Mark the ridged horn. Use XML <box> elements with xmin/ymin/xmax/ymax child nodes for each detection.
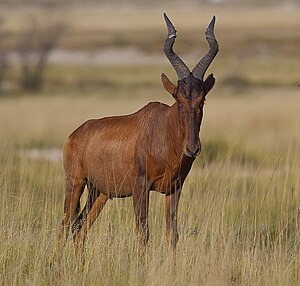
<box><xmin>163</xmin><ymin>13</ymin><xmax>190</xmax><ymax>80</ymax></box>
<box><xmin>192</xmin><ymin>16</ymin><xmax>219</xmax><ymax>80</ymax></box>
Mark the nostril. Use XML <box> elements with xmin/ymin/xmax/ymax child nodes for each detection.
<box><xmin>186</xmin><ymin>146</ymin><xmax>192</xmax><ymax>154</ymax></box>
<box><xmin>185</xmin><ymin>146</ymin><xmax>201</xmax><ymax>157</ymax></box>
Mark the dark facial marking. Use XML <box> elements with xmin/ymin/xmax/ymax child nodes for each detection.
<box><xmin>174</xmin><ymin>75</ymin><xmax>206</xmax><ymax>157</ymax></box>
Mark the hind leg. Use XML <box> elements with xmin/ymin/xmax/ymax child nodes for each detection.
<box><xmin>58</xmin><ymin>176</ymin><xmax>85</xmax><ymax>243</ymax></box>
<box><xmin>71</xmin><ymin>183</ymin><xmax>100</xmax><ymax>238</ymax></box>
<box><xmin>74</xmin><ymin>192</ymin><xmax>108</xmax><ymax>257</ymax></box>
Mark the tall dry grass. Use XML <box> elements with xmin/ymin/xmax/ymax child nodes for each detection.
<box><xmin>0</xmin><ymin>89</ymin><xmax>299</xmax><ymax>285</ymax></box>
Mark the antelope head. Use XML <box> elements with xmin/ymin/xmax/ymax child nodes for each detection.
<box><xmin>161</xmin><ymin>13</ymin><xmax>219</xmax><ymax>158</ymax></box>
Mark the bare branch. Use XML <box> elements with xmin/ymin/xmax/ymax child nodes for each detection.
<box><xmin>17</xmin><ymin>20</ymin><xmax>65</xmax><ymax>91</ymax></box>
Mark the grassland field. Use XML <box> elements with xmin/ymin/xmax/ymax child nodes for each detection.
<box><xmin>0</xmin><ymin>3</ymin><xmax>300</xmax><ymax>286</ymax></box>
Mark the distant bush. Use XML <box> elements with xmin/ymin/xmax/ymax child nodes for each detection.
<box><xmin>17</xmin><ymin>21</ymin><xmax>65</xmax><ymax>92</ymax></box>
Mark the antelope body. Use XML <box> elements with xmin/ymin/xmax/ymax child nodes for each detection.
<box><xmin>59</xmin><ymin>14</ymin><xmax>219</xmax><ymax>254</ymax></box>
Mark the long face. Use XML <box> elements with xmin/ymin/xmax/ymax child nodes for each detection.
<box><xmin>176</xmin><ymin>76</ymin><xmax>205</xmax><ymax>157</ymax></box>
<box><xmin>162</xmin><ymin>73</ymin><xmax>215</xmax><ymax>158</ymax></box>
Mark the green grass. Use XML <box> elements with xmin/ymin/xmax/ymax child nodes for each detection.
<box><xmin>3</xmin><ymin>53</ymin><xmax>300</xmax><ymax>97</ymax></box>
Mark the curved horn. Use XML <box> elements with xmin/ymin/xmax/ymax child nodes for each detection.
<box><xmin>163</xmin><ymin>13</ymin><xmax>190</xmax><ymax>80</ymax></box>
<box><xmin>192</xmin><ymin>16</ymin><xmax>219</xmax><ymax>80</ymax></box>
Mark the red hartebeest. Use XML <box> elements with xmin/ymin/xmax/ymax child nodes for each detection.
<box><xmin>59</xmin><ymin>14</ymin><xmax>219</xmax><ymax>255</ymax></box>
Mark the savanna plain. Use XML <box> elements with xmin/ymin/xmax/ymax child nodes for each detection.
<box><xmin>0</xmin><ymin>3</ymin><xmax>300</xmax><ymax>285</ymax></box>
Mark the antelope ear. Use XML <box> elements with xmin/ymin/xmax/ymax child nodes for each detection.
<box><xmin>161</xmin><ymin>73</ymin><xmax>177</xmax><ymax>95</ymax></box>
<box><xmin>204</xmin><ymin>73</ymin><xmax>215</xmax><ymax>95</ymax></box>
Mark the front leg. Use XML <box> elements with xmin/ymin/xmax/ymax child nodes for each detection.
<box><xmin>132</xmin><ymin>187</ymin><xmax>150</xmax><ymax>248</ymax></box>
<box><xmin>165</xmin><ymin>188</ymin><xmax>181</xmax><ymax>251</ymax></box>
